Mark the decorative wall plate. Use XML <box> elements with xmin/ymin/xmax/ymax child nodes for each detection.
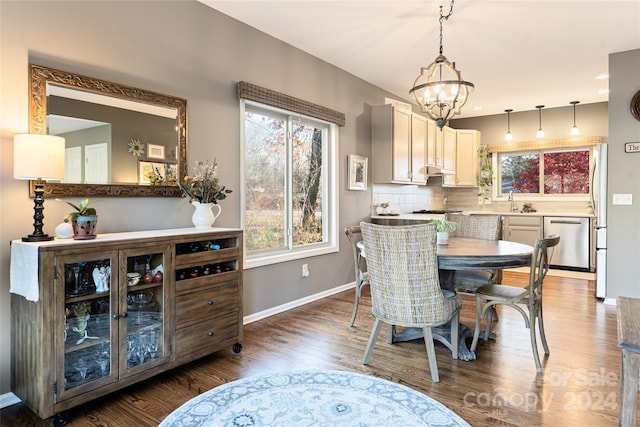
<box><xmin>631</xmin><ymin>89</ymin><xmax>640</xmax><ymax>121</ymax></box>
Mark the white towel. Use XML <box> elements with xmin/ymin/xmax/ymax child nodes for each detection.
<box><xmin>10</xmin><ymin>242</ymin><xmax>40</xmax><ymax>302</ymax></box>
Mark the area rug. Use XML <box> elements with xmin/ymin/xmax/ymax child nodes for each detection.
<box><xmin>159</xmin><ymin>370</ymin><xmax>470</xmax><ymax>427</ymax></box>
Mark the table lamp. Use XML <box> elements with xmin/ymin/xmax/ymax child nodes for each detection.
<box><xmin>14</xmin><ymin>134</ymin><xmax>65</xmax><ymax>241</ymax></box>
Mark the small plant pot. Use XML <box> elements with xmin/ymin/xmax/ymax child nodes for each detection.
<box><xmin>436</xmin><ymin>231</ymin><xmax>449</xmax><ymax>245</ymax></box>
<box><xmin>72</xmin><ymin>215</ymin><xmax>98</xmax><ymax>240</ymax></box>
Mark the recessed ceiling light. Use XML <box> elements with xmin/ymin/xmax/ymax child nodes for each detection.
<box><xmin>596</xmin><ymin>74</ymin><xmax>609</xmax><ymax>80</ymax></box>
<box><xmin>473</xmin><ymin>106</ymin><xmax>482</xmax><ymax>111</ymax></box>
<box><xmin>598</xmin><ymin>89</ymin><xmax>610</xmax><ymax>95</ymax></box>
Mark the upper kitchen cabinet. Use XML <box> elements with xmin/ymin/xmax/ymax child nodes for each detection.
<box><xmin>443</xmin><ymin>129</ymin><xmax>480</xmax><ymax>187</ymax></box>
<box><xmin>426</xmin><ymin>120</ymin><xmax>444</xmax><ymax>169</ymax></box>
<box><xmin>371</xmin><ymin>104</ymin><xmax>428</xmax><ymax>184</ymax></box>
<box><xmin>441</xmin><ymin>126</ymin><xmax>457</xmax><ymax>174</ymax></box>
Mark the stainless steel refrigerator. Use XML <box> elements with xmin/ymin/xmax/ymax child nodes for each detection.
<box><xmin>591</xmin><ymin>144</ymin><xmax>608</xmax><ymax>298</ymax></box>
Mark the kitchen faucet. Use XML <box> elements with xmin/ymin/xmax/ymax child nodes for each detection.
<box><xmin>508</xmin><ymin>191</ymin><xmax>518</xmax><ymax>212</ymax></box>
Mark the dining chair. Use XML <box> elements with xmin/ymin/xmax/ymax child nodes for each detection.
<box><xmin>344</xmin><ymin>225</ymin><xmax>370</xmax><ymax>327</ymax></box>
<box><xmin>470</xmin><ymin>234</ymin><xmax>560</xmax><ymax>372</ymax></box>
<box><xmin>446</xmin><ymin>213</ymin><xmax>503</xmax><ymax>293</ymax></box>
<box><xmin>360</xmin><ymin>222</ymin><xmax>462</xmax><ymax>382</ymax></box>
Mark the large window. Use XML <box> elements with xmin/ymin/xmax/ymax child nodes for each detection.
<box><xmin>242</xmin><ymin>101</ymin><xmax>338</xmax><ymax>268</ymax></box>
<box><xmin>497</xmin><ymin>148</ymin><xmax>591</xmax><ymax>197</ymax></box>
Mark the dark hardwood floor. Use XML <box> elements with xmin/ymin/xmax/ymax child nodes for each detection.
<box><xmin>1</xmin><ymin>271</ymin><xmax>627</xmax><ymax>426</ymax></box>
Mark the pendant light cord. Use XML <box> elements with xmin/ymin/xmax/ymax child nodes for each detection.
<box><xmin>439</xmin><ymin>0</ymin><xmax>456</xmax><ymax>55</ymax></box>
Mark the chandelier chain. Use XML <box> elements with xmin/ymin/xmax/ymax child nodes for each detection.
<box><xmin>439</xmin><ymin>0</ymin><xmax>455</xmax><ymax>55</ymax></box>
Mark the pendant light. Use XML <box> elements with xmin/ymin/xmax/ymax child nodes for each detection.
<box><xmin>504</xmin><ymin>109</ymin><xmax>513</xmax><ymax>141</ymax></box>
<box><xmin>409</xmin><ymin>0</ymin><xmax>474</xmax><ymax>129</ymax></box>
<box><xmin>535</xmin><ymin>105</ymin><xmax>545</xmax><ymax>139</ymax></box>
<box><xmin>570</xmin><ymin>101</ymin><xmax>580</xmax><ymax>136</ymax></box>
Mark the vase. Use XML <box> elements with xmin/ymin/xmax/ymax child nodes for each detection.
<box><xmin>191</xmin><ymin>201</ymin><xmax>222</xmax><ymax>229</ymax></box>
<box><xmin>437</xmin><ymin>231</ymin><xmax>449</xmax><ymax>245</ymax></box>
<box><xmin>72</xmin><ymin>215</ymin><xmax>98</xmax><ymax>240</ymax></box>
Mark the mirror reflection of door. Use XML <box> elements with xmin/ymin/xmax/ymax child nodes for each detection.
<box><xmin>85</xmin><ymin>143</ymin><xmax>109</xmax><ymax>184</ymax></box>
<box><xmin>64</xmin><ymin>146</ymin><xmax>82</xmax><ymax>183</ymax></box>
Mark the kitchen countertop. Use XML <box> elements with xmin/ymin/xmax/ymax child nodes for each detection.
<box><xmin>371</xmin><ymin>211</ymin><xmax>595</xmax><ymax>220</ymax></box>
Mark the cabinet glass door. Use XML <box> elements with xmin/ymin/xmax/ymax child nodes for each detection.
<box><xmin>56</xmin><ymin>251</ymin><xmax>118</xmax><ymax>401</ymax></box>
<box><xmin>120</xmin><ymin>245</ymin><xmax>171</xmax><ymax>378</ymax></box>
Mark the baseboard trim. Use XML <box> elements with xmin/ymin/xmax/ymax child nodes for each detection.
<box><xmin>243</xmin><ymin>282</ymin><xmax>355</xmax><ymax>325</ymax></box>
<box><xmin>603</xmin><ymin>297</ymin><xmax>617</xmax><ymax>306</ymax></box>
<box><xmin>0</xmin><ymin>392</ymin><xmax>21</xmax><ymax>409</ymax></box>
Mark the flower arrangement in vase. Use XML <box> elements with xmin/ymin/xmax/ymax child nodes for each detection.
<box><xmin>177</xmin><ymin>159</ymin><xmax>232</xmax><ymax>229</ymax></box>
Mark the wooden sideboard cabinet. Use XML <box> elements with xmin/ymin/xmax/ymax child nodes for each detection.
<box><xmin>10</xmin><ymin>228</ymin><xmax>243</xmax><ymax>424</ymax></box>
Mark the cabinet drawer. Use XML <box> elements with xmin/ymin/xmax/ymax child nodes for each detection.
<box><xmin>505</xmin><ymin>215</ymin><xmax>541</xmax><ymax>227</ymax></box>
<box><xmin>175</xmin><ymin>312</ymin><xmax>239</xmax><ymax>357</ymax></box>
<box><xmin>176</xmin><ymin>283</ymin><xmax>239</xmax><ymax>325</ymax></box>
<box><xmin>175</xmin><ymin>247</ymin><xmax>239</xmax><ymax>269</ymax></box>
<box><xmin>175</xmin><ymin>270</ymin><xmax>238</xmax><ymax>294</ymax></box>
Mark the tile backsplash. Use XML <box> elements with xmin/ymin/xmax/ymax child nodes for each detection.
<box><xmin>372</xmin><ymin>184</ymin><xmax>593</xmax><ymax>216</ymax></box>
<box><xmin>372</xmin><ymin>183</ymin><xmax>448</xmax><ymax>215</ymax></box>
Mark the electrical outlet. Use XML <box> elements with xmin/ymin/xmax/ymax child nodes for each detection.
<box><xmin>302</xmin><ymin>264</ymin><xmax>309</xmax><ymax>278</ymax></box>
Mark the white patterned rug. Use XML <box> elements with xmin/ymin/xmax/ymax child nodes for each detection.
<box><xmin>159</xmin><ymin>370</ymin><xmax>470</xmax><ymax>427</ymax></box>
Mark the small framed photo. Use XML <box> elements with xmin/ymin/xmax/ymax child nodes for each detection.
<box><xmin>138</xmin><ymin>161</ymin><xmax>166</xmax><ymax>185</ymax></box>
<box><xmin>147</xmin><ymin>143</ymin><xmax>165</xmax><ymax>160</ymax></box>
<box><xmin>348</xmin><ymin>154</ymin><xmax>368</xmax><ymax>191</ymax></box>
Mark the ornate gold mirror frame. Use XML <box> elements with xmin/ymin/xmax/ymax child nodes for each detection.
<box><xmin>29</xmin><ymin>64</ymin><xmax>187</xmax><ymax>197</ymax></box>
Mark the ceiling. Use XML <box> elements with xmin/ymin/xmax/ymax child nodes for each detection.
<box><xmin>200</xmin><ymin>0</ymin><xmax>640</xmax><ymax>119</ymax></box>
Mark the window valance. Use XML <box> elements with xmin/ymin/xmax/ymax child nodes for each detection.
<box><xmin>487</xmin><ymin>136</ymin><xmax>605</xmax><ymax>153</ymax></box>
<box><xmin>237</xmin><ymin>81</ymin><xmax>346</xmax><ymax>127</ymax></box>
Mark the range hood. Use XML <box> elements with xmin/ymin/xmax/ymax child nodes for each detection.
<box><xmin>426</xmin><ymin>166</ymin><xmax>444</xmax><ymax>176</ymax></box>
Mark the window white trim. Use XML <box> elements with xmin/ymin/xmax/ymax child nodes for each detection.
<box><xmin>493</xmin><ymin>146</ymin><xmax>593</xmax><ymax>202</ymax></box>
<box><xmin>240</xmin><ymin>99</ymin><xmax>339</xmax><ymax>270</ymax></box>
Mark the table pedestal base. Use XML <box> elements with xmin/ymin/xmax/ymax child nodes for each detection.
<box><xmin>389</xmin><ymin>323</ymin><xmax>477</xmax><ymax>361</ymax></box>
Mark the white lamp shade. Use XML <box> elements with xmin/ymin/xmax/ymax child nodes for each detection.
<box><xmin>14</xmin><ymin>134</ymin><xmax>66</xmax><ymax>180</ymax></box>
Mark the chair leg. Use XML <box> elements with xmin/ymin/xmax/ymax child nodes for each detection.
<box><xmin>450</xmin><ymin>312</ymin><xmax>459</xmax><ymax>360</ymax></box>
<box><xmin>471</xmin><ymin>295</ymin><xmax>483</xmax><ymax>352</ymax></box>
<box><xmin>537</xmin><ymin>303</ymin><xmax>550</xmax><ymax>355</ymax></box>
<box><xmin>422</xmin><ymin>327</ymin><xmax>440</xmax><ymax>382</ymax></box>
<box><xmin>362</xmin><ymin>318</ymin><xmax>383</xmax><ymax>365</ymax></box>
<box><xmin>529</xmin><ymin>310</ymin><xmax>543</xmax><ymax>373</ymax></box>
<box><xmin>349</xmin><ymin>280</ymin><xmax>362</xmax><ymax>327</ymax></box>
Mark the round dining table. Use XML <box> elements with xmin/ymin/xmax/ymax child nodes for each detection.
<box><xmin>357</xmin><ymin>236</ymin><xmax>534</xmax><ymax>361</ymax></box>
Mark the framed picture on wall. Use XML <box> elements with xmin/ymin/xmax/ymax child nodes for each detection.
<box><xmin>348</xmin><ymin>154</ymin><xmax>368</xmax><ymax>191</ymax></box>
<box><xmin>138</xmin><ymin>161</ymin><xmax>166</xmax><ymax>185</ymax></box>
<box><xmin>147</xmin><ymin>143</ymin><xmax>165</xmax><ymax>160</ymax></box>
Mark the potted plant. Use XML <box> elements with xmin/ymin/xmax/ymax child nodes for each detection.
<box><xmin>477</xmin><ymin>145</ymin><xmax>494</xmax><ymax>204</ymax></box>
<box><xmin>432</xmin><ymin>218</ymin><xmax>457</xmax><ymax>245</ymax></box>
<box><xmin>58</xmin><ymin>198</ymin><xmax>98</xmax><ymax>240</ymax></box>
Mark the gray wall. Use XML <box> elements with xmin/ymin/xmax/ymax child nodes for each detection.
<box><xmin>0</xmin><ymin>0</ymin><xmax>389</xmax><ymax>396</ymax></box>
<box><xmin>607</xmin><ymin>49</ymin><xmax>640</xmax><ymax>299</ymax></box>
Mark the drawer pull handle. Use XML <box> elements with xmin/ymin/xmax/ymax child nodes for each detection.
<box><xmin>121</xmin><ymin>312</ymin><xmax>128</xmax><ymax>318</ymax></box>
<box><xmin>207</xmin><ymin>331</ymin><xmax>214</xmax><ymax>337</ymax></box>
<box><xmin>207</xmin><ymin>300</ymin><xmax>213</xmax><ymax>305</ymax></box>
<box><xmin>113</xmin><ymin>314</ymin><xmax>120</xmax><ymax>320</ymax></box>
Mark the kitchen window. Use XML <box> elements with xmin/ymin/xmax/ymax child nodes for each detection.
<box><xmin>241</xmin><ymin>101</ymin><xmax>338</xmax><ymax>268</ymax></box>
<box><xmin>497</xmin><ymin>148</ymin><xmax>591</xmax><ymax>196</ymax></box>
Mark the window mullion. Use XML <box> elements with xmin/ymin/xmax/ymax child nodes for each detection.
<box><xmin>285</xmin><ymin>116</ymin><xmax>294</xmax><ymax>249</ymax></box>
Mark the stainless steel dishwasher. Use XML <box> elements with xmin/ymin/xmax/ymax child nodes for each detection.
<box><xmin>543</xmin><ymin>216</ymin><xmax>590</xmax><ymax>271</ymax></box>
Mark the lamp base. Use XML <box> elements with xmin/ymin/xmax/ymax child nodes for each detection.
<box><xmin>22</xmin><ymin>234</ymin><xmax>54</xmax><ymax>242</ymax></box>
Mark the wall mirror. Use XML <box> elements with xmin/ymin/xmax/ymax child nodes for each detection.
<box><xmin>29</xmin><ymin>63</ymin><xmax>187</xmax><ymax>197</ymax></box>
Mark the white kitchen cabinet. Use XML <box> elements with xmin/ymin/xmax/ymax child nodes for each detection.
<box><xmin>502</xmin><ymin>215</ymin><xmax>542</xmax><ymax>247</ymax></box>
<box><xmin>443</xmin><ymin>128</ymin><xmax>479</xmax><ymax>187</ymax></box>
<box><xmin>426</xmin><ymin>119</ymin><xmax>444</xmax><ymax>169</ymax></box>
<box><xmin>441</xmin><ymin>126</ymin><xmax>457</xmax><ymax>174</ymax></box>
<box><xmin>371</xmin><ymin>104</ymin><xmax>428</xmax><ymax>184</ymax></box>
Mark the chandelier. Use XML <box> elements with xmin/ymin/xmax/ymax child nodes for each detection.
<box><xmin>409</xmin><ymin>0</ymin><xmax>474</xmax><ymax>129</ymax></box>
